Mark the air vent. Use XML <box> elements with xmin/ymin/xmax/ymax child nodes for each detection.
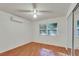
<box><xmin>10</xmin><ymin>17</ymin><xmax>24</xmax><ymax>23</ymax></box>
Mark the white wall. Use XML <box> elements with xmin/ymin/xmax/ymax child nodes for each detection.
<box><xmin>67</xmin><ymin>13</ymin><xmax>73</xmax><ymax>48</ymax></box>
<box><xmin>66</xmin><ymin>3</ymin><xmax>77</xmax><ymax>18</ymax></box>
<box><xmin>32</xmin><ymin>17</ymin><xmax>67</xmax><ymax>48</ymax></box>
<box><xmin>0</xmin><ymin>11</ymin><xmax>32</xmax><ymax>52</ymax></box>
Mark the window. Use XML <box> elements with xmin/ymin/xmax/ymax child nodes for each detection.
<box><xmin>40</xmin><ymin>24</ymin><xmax>47</xmax><ymax>35</ymax></box>
<box><xmin>39</xmin><ymin>23</ymin><xmax>57</xmax><ymax>36</ymax></box>
<box><xmin>77</xmin><ymin>20</ymin><xmax>79</xmax><ymax>36</ymax></box>
<box><xmin>48</xmin><ymin>23</ymin><xmax>57</xmax><ymax>36</ymax></box>
<box><xmin>77</xmin><ymin>20</ymin><xmax>79</xmax><ymax>27</ymax></box>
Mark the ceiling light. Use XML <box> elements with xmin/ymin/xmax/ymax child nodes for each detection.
<box><xmin>33</xmin><ymin>9</ymin><xmax>37</xmax><ymax>18</ymax></box>
<box><xmin>34</xmin><ymin>9</ymin><xmax>37</xmax><ymax>14</ymax></box>
<box><xmin>33</xmin><ymin>14</ymin><xmax>37</xmax><ymax>18</ymax></box>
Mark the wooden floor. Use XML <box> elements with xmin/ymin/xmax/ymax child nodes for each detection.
<box><xmin>0</xmin><ymin>42</ymin><xmax>79</xmax><ymax>56</ymax></box>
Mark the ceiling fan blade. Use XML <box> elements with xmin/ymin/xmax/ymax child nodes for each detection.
<box><xmin>38</xmin><ymin>10</ymin><xmax>53</xmax><ymax>13</ymax></box>
<box><xmin>17</xmin><ymin>10</ymin><xmax>32</xmax><ymax>12</ymax></box>
<box><xmin>32</xmin><ymin>3</ymin><xmax>36</xmax><ymax>9</ymax></box>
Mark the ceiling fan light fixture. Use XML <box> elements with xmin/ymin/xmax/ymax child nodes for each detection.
<box><xmin>33</xmin><ymin>14</ymin><xmax>37</xmax><ymax>18</ymax></box>
<box><xmin>34</xmin><ymin>9</ymin><xmax>37</xmax><ymax>14</ymax></box>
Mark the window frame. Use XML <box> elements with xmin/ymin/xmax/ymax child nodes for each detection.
<box><xmin>39</xmin><ymin>22</ymin><xmax>58</xmax><ymax>36</ymax></box>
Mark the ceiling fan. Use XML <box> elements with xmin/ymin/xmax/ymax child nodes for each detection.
<box><xmin>17</xmin><ymin>3</ymin><xmax>52</xmax><ymax>18</ymax></box>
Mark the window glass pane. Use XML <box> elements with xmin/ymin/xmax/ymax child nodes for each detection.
<box><xmin>48</xmin><ymin>23</ymin><xmax>57</xmax><ymax>30</ymax></box>
<box><xmin>77</xmin><ymin>20</ymin><xmax>79</xmax><ymax>27</ymax></box>
<box><xmin>77</xmin><ymin>29</ymin><xmax>79</xmax><ymax>36</ymax></box>
<box><xmin>40</xmin><ymin>30</ymin><xmax>47</xmax><ymax>35</ymax></box>
<box><xmin>77</xmin><ymin>20</ymin><xmax>79</xmax><ymax>36</ymax></box>
<box><xmin>40</xmin><ymin>24</ymin><xmax>47</xmax><ymax>30</ymax></box>
<box><xmin>48</xmin><ymin>30</ymin><xmax>57</xmax><ymax>36</ymax></box>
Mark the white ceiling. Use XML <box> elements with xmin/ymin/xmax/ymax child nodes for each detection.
<box><xmin>0</xmin><ymin>3</ymin><xmax>71</xmax><ymax>21</ymax></box>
